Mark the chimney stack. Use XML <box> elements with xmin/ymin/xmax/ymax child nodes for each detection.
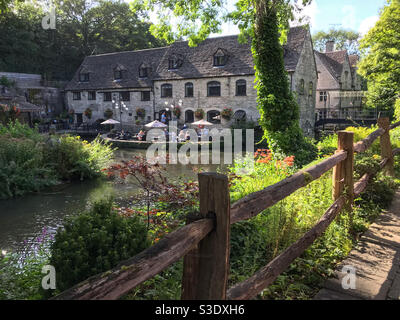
<box><xmin>326</xmin><ymin>41</ymin><xmax>335</xmax><ymax>53</ymax></box>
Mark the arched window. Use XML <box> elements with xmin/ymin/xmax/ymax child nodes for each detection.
<box><xmin>233</xmin><ymin>110</ymin><xmax>246</xmax><ymax>122</ymax></box>
<box><xmin>299</xmin><ymin>79</ymin><xmax>305</xmax><ymax>95</ymax></box>
<box><xmin>185</xmin><ymin>110</ymin><xmax>194</xmax><ymax>123</ymax></box>
<box><xmin>185</xmin><ymin>82</ymin><xmax>194</xmax><ymax>97</ymax></box>
<box><xmin>207</xmin><ymin>110</ymin><xmax>221</xmax><ymax>124</ymax></box>
<box><xmin>207</xmin><ymin>81</ymin><xmax>221</xmax><ymax>97</ymax></box>
<box><xmin>236</xmin><ymin>80</ymin><xmax>247</xmax><ymax>96</ymax></box>
<box><xmin>308</xmin><ymin>82</ymin><xmax>313</xmax><ymax>96</ymax></box>
<box><xmin>161</xmin><ymin>84</ymin><xmax>173</xmax><ymax>98</ymax></box>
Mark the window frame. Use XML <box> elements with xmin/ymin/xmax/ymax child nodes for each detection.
<box><xmin>103</xmin><ymin>92</ymin><xmax>112</xmax><ymax>102</ymax></box>
<box><xmin>299</xmin><ymin>79</ymin><xmax>305</xmax><ymax>95</ymax></box>
<box><xmin>120</xmin><ymin>91</ymin><xmax>130</xmax><ymax>102</ymax></box>
<box><xmin>88</xmin><ymin>91</ymin><xmax>96</xmax><ymax>101</ymax></box>
<box><xmin>161</xmin><ymin>84</ymin><xmax>173</xmax><ymax>98</ymax></box>
<box><xmin>141</xmin><ymin>91</ymin><xmax>151</xmax><ymax>101</ymax></box>
<box><xmin>139</xmin><ymin>66</ymin><xmax>148</xmax><ymax>78</ymax></box>
<box><xmin>207</xmin><ymin>81</ymin><xmax>221</xmax><ymax>97</ymax></box>
<box><xmin>308</xmin><ymin>82</ymin><xmax>313</xmax><ymax>97</ymax></box>
<box><xmin>236</xmin><ymin>79</ymin><xmax>247</xmax><ymax>96</ymax></box>
<box><xmin>72</xmin><ymin>91</ymin><xmax>81</xmax><ymax>100</ymax></box>
<box><xmin>114</xmin><ymin>69</ymin><xmax>122</xmax><ymax>80</ymax></box>
<box><xmin>185</xmin><ymin>82</ymin><xmax>194</xmax><ymax>97</ymax></box>
<box><xmin>79</xmin><ymin>73</ymin><xmax>89</xmax><ymax>82</ymax></box>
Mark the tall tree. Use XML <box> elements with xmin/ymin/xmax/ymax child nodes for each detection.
<box><xmin>312</xmin><ymin>28</ymin><xmax>360</xmax><ymax>55</ymax></box>
<box><xmin>0</xmin><ymin>0</ymin><xmax>166</xmax><ymax>80</ymax></box>
<box><xmin>358</xmin><ymin>0</ymin><xmax>400</xmax><ymax>114</ymax></box>
<box><xmin>141</xmin><ymin>0</ymin><xmax>316</xmax><ymax>164</ymax></box>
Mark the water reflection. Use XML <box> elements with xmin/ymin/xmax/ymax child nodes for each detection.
<box><xmin>0</xmin><ymin>149</ymin><xmax>228</xmax><ymax>251</ymax></box>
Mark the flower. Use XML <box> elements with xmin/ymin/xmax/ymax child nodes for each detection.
<box><xmin>1</xmin><ymin>250</ymin><xmax>7</xmax><ymax>256</ymax></box>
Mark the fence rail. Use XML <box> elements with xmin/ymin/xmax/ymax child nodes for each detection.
<box><xmin>54</xmin><ymin>117</ymin><xmax>399</xmax><ymax>300</ymax></box>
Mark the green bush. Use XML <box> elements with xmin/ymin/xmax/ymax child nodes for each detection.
<box><xmin>49</xmin><ymin>199</ymin><xmax>150</xmax><ymax>292</ymax></box>
<box><xmin>44</xmin><ymin>135</ymin><xmax>114</xmax><ymax>181</ymax></box>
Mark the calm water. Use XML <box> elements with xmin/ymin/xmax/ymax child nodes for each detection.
<box><xmin>0</xmin><ymin>149</ymin><xmax>228</xmax><ymax>252</ymax></box>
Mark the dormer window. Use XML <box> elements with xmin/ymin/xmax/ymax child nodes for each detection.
<box><xmin>139</xmin><ymin>64</ymin><xmax>149</xmax><ymax>78</ymax></box>
<box><xmin>213</xmin><ymin>49</ymin><xmax>227</xmax><ymax>67</ymax></box>
<box><xmin>114</xmin><ymin>64</ymin><xmax>126</xmax><ymax>80</ymax></box>
<box><xmin>168</xmin><ymin>55</ymin><xmax>183</xmax><ymax>70</ymax></box>
<box><xmin>114</xmin><ymin>70</ymin><xmax>122</xmax><ymax>80</ymax></box>
<box><xmin>79</xmin><ymin>73</ymin><xmax>89</xmax><ymax>82</ymax></box>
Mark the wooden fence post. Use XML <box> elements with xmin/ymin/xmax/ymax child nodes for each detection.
<box><xmin>333</xmin><ymin>131</ymin><xmax>354</xmax><ymax>212</ymax></box>
<box><xmin>181</xmin><ymin>172</ymin><xmax>230</xmax><ymax>300</ymax></box>
<box><xmin>378</xmin><ymin>117</ymin><xmax>394</xmax><ymax>176</ymax></box>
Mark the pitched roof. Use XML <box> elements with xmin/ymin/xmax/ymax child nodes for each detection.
<box><xmin>65</xmin><ymin>47</ymin><xmax>168</xmax><ymax>91</ymax></box>
<box><xmin>348</xmin><ymin>55</ymin><xmax>359</xmax><ymax>68</ymax></box>
<box><xmin>66</xmin><ymin>26</ymin><xmax>310</xmax><ymax>90</ymax></box>
<box><xmin>315</xmin><ymin>50</ymin><xmax>348</xmax><ymax>81</ymax></box>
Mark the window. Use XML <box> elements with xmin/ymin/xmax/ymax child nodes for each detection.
<box><xmin>72</xmin><ymin>92</ymin><xmax>81</xmax><ymax>100</ymax></box>
<box><xmin>161</xmin><ymin>84</ymin><xmax>173</xmax><ymax>98</ymax></box>
<box><xmin>308</xmin><ymin>82</ymin><xmax>313</xmax><ymax>96</ymax></box>
<box><xmin>344</xmin><ymin>71</ymin><xmax>349</xmax><ymax>82</ymax></box>
<box><xmin>213</xmin><ymin>49</ymin><xmax>226</xmax><ymax>66</ymax></box>
<box><xmin>207</xmin><ymin>110</ymin><xmax>221</xmax><ymax>124</ymax></box>
<box><xmin>168</xmin><ymin>55</ymin><xmax>183</xmax><ymax>70</ymax></box>
<box><xmin>319</xmin><ymin>91</ymin><xmax>327</xmax><ymax>102</ymax></box>
<box><xmin>185</xmin><ymin>82</ymin><xmax>194</xmax><ymax>97</ymax></box>
<box><xmin>141</xmin><ymin>91</ymin><xmax>151</xmax><ymax>101</ymax></box>
<box><xmin>104</xmin><ymin>92</ymin><xmax>112</xmax><ymax>102</ymax></box>
<box><xmin>299</xmin><ymin>79</ymin><xmax>305</xmax><ymax>95</ymax></box>
<box><xmin>120</xmin><ymin>92</ymin><xmax>130</xmax><ymax>101</ymax></box>
<box><xmin>139</xmin><ymin>65</ymin><xmax>148</xmax><ymax>78</ymax></box>
<box><xmin>185</xmin><ymin>110</ymin><xmax>194</xmax><ymax>123</ymax></box>
<box><xmin>88</xmin><ymin>91</ymin><xmax>96</xmax><ymax>100</ymax></box>
<box><xmin>236</xmin><ymin>80</ymin><xmax>247</xmax><ymax>96</ymax></box>
<box><xmin>207</xmin><ymin>81</ymin><xmax>221</xmax><ymax>97</ymax></box>
<box><xmin>79</xmin><ymin>73</ymin><xmax>89</xmax><ymax>82</ymax></box>
<box><xmin>114</xmin><ymin>70</ymin><xmax>122</xmax><ymax>80</ymax></box>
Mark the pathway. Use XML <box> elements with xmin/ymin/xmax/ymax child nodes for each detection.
<box><xmin>314</xmin><ymin>190</ymin><xmax>400</xmax><ymax>300</ymax></box>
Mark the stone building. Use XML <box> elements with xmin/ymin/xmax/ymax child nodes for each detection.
<box><xmin>314</xmin><ymin>41</ymin><xmax>364</xmax><ymax>120</ymax></box>
<box><xmin>65</xmin><ymin>26</ymin><xmax>318</xmax><ymax>136</ymax></box>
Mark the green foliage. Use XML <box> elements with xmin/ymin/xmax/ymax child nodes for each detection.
<box><xmin>394</xmin><ymin>98</ymin><xmax>400</xmax><ymax>122</ymax></box>
<box><xmin>44</xmin><ymin>135</ymin><xmax>114</xmax><ymax>181</ymax></box>
<box><xmin>312</xmin><ymin>28</ymin><xmax>360</xmax><ymax>55</ymax></box>
<box><xmin>0</xmin><ymin>230</ymin><xmax>52</xmax><ymax>300</ymax></box>
<box><xmin>0</xmin><ymin>121</ymin><xmax>115</xmax><ymax>199</ymax></box>
<box><xmin>0</xmin><ymin>76</ymin><xmax>15</xmax><ymax>87</ymax></box>
<box><xmin>49</xmin><ymin>199</ymin><xmax>150</xmax><ymax>292</ymax></box>
<box><xmin>359</xmin><ymin>0</ymin><xmax>400</xmax><ymax>114</ymax></box>
<box><xmin>0</xmin><ymin>0</ymin><xmax>166</xmax><ymax>80</ymax></box>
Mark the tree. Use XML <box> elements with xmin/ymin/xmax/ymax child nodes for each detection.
<box><xmin>0</xmin><ymin>0</ymin><xmax>166</xmax><ymax>80</ymax></box>
<box><xmin>358</xmin><ymin>0</ymin><xmax>400</xmax><ymax>115</ymax></box>
<box><xmin>313</xmin><ymin>28</ymin><xmax>360</xmax><ymax>55</ymax></box>
<box><xmin>140</xmin><ymin>0</ymin><xmax>316</xmax><ymax>164</ymax></box>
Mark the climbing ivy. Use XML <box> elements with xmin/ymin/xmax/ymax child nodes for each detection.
<box><xmin>252</xmin><ymin>3</ymin><xmax>316</xmax><ymax>165</ymax></box>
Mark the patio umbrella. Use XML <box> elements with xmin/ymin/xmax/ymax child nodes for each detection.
<box><xmin>191</xmin><ymin>119</ymin><xmax>213</xmax><ymax>126</ymax></box>
<box><xmin>101</xmin><ymin>119</ymin><xmax>120</xmax><ymax>125</ymax></box>
<box><xmin>145</xmin><ymin>120</ymin><xmax>168</xmax><ymax>128</ymax></box>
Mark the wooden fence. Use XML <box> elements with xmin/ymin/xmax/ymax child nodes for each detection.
<box><xmin>53</xmin><ymin>117</ymin><xmax>400</xmax><ymax>300</ymax></box>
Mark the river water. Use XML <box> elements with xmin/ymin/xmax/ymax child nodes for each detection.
<box><xmin>0</xmin><ymin>149</ymin><xmax>228</xmax><ymax>252</ymax></box>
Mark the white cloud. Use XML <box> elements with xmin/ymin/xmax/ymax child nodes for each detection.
<box><xmin>359</xmin><ymin>16</ymin><xmax>379</xmax><ymax>36</ymax></box>
<box><xmin>341</xmin><ymin>5</ymin><xmax>357</xmax><ymax>30</ymax></box>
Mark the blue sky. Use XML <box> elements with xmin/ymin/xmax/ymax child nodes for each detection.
<box><xmin>218</xmin><ymin>0</ymin><xmax>387</xmax><ymax>36</ymax></box>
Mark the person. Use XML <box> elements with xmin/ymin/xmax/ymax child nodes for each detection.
<box><xmin>178</xmin><ymin>129</ymin><xmax>186</xmax><ymax>142</ymax></box>
<box><xmin>185</xmin><ymin>130</ymin><xmax>191</xmax><ymax>141</ymax></box>
<box><xmin>138</xmin><ymin>129</ymin><xmax>145</xmax><ymax>141</ymax></box>
<box><xmin>161</xmin><ymin>112</ymin><xmax>167</xmax><ymax>124</ymax></box>
<box><xmin>202</xmin><ymin>127</ymin><xmax>209</xmax><ymax>139</ymax></box>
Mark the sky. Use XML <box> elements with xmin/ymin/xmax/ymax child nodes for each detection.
<box><xmin>217</xmin><ymin>0</ymin><xmax>388</xmax><ymax>37</ymax></box>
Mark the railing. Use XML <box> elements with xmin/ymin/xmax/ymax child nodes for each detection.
<box><xmin>53</xmin><ymin>117</ymin><xmax>400</xmax><ymax>300</ymax></box>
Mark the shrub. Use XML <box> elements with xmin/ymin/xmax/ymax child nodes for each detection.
<box><xmin>136</xmin><ymin>108</ymin><xmax>146</xmax><ymax>118</ymax></box>
<box><xmin>84</xmin><ymin>108</ymin><xmax>92</xmax><ymax>119</ymax></box>
<box><xmin>49</xmin><ymin>199</ymin><xmax>150</xmax><ymax>292</ymax></box>
<box><xmin>173</xmin><ymin>106</ymin><xmax>181</xmax><ymax>118</ymax></box>
<box><xmin>44</xmin><ymin>135</ymin><xmax>114</xmax><ymax>181</ymax></box>
<box><xmin>221</xmin><ymin>108</ymin><xmax>233</xmax><ymax>120</ymax></box>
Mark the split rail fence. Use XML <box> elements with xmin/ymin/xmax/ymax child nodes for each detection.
<box><xmin>54</xmin><ymin>117</ymin><xmax>400</xmax><ymax>300</ymax></box>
